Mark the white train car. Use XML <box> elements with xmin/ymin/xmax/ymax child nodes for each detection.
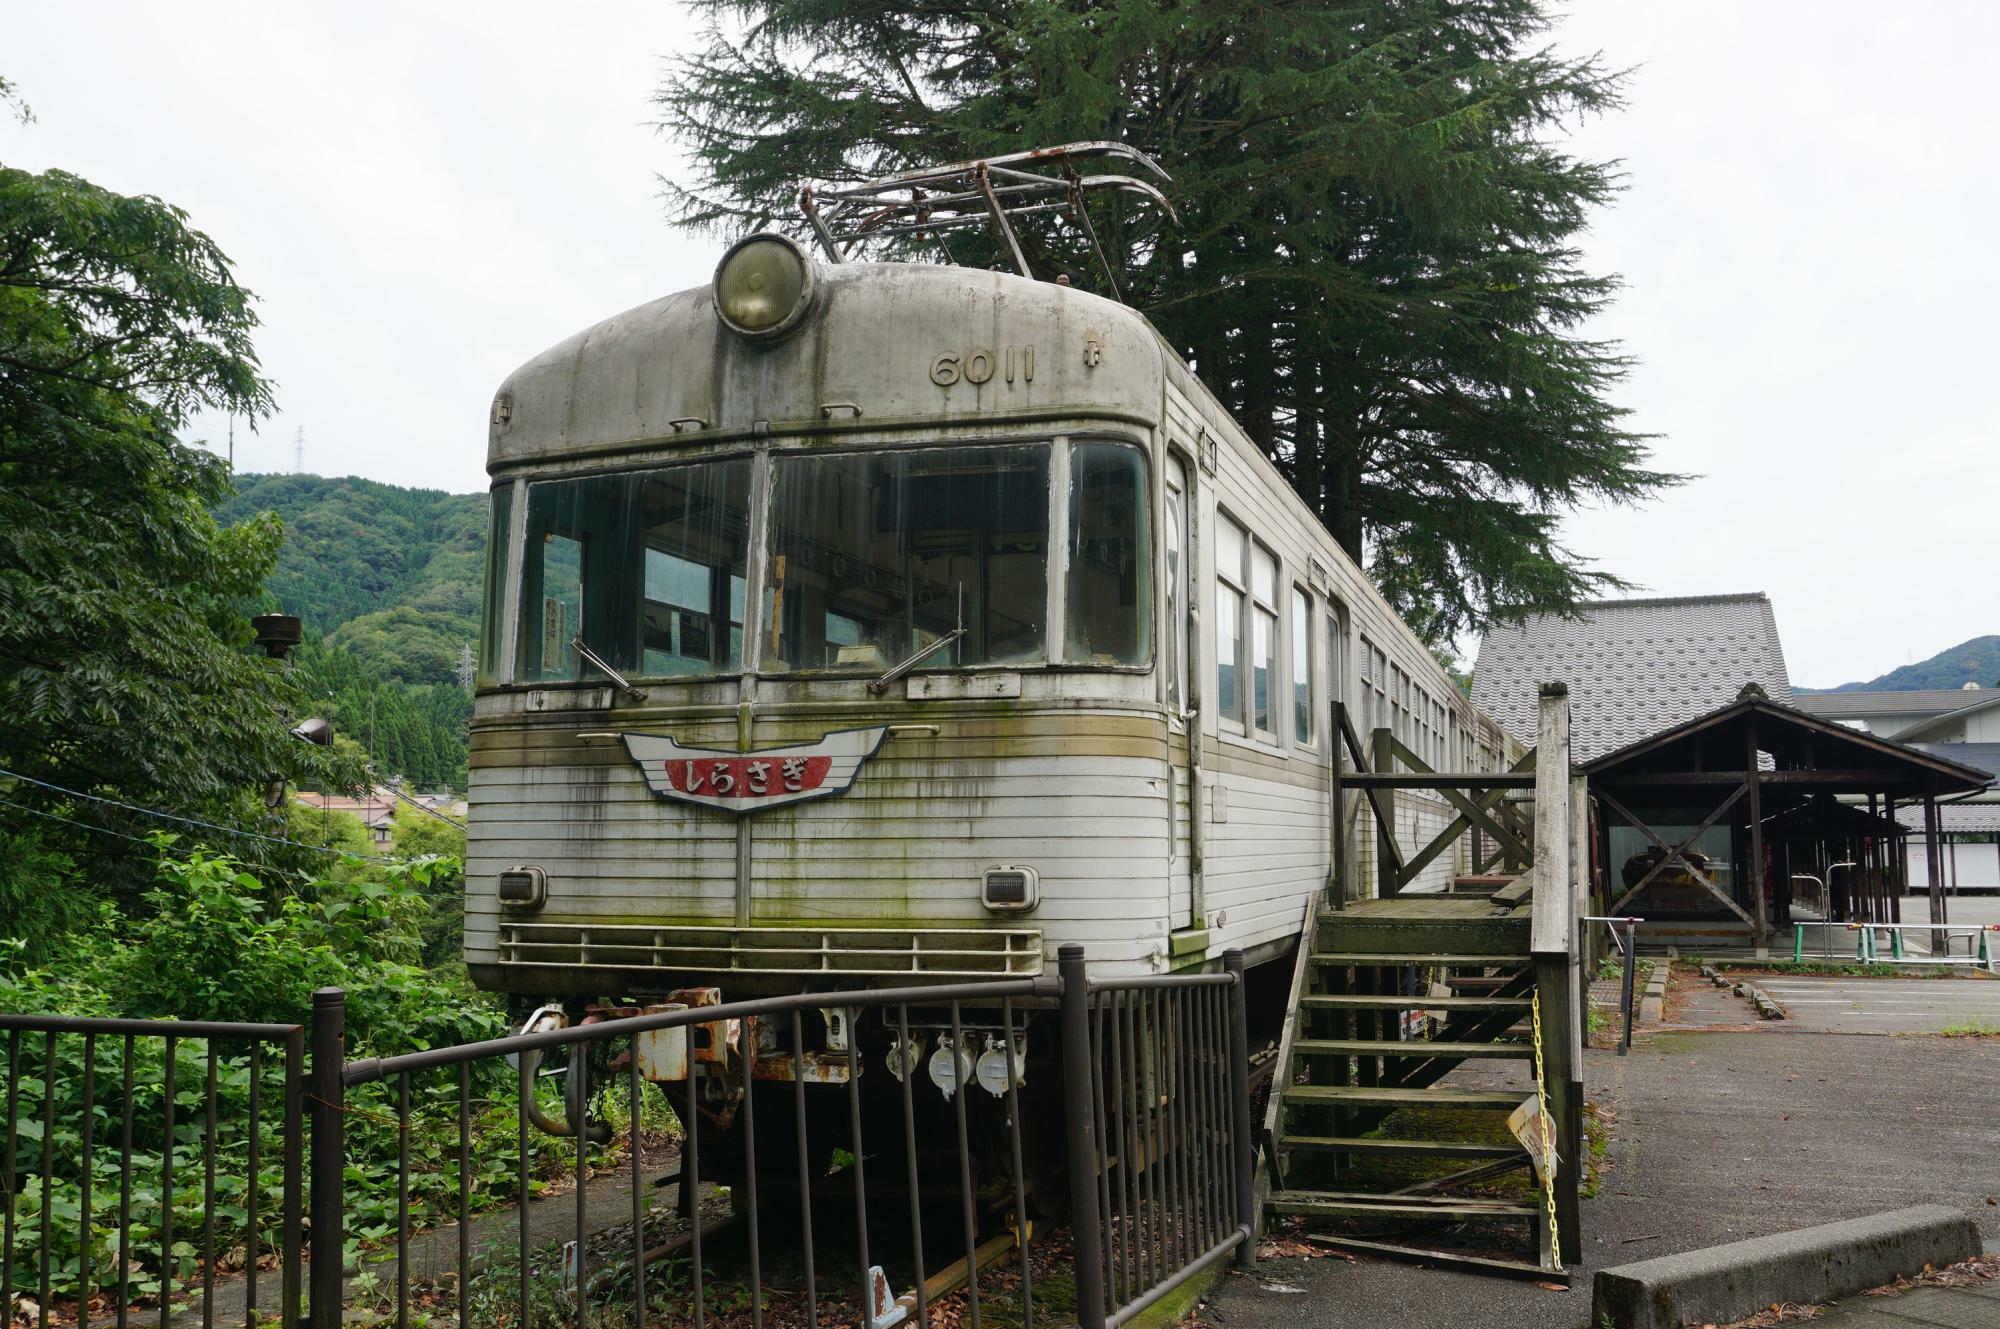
<box><xmin>465</xmin><ymin>231</ymin><xmax>1514</xmax><ymax>1014</ymax></box>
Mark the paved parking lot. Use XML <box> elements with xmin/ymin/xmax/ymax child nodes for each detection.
<box><xmin>1758</xmin><ymin>976</ymin><xmax>1998</xmax><ymax>1033</ymax></box>
<box><xmin>1207</xmin><ymin>1031</ymin><xmax>2000</xmax><ymax>1329</ymax></box>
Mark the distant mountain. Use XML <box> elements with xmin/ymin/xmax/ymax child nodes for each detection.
<box><xmin>1799</xmin><ymin>635</ymin><xmax>2000</xmax><ymax>694</ymax></box>
<box><xmin>218</xmin><ymin>474</ymin><xmax>489</xmax><ymax>686</ymax></box>
<box><xmin>218</xmin><ymin>474</ymin><xmax>490</xmax><ymax>790</ymax></box>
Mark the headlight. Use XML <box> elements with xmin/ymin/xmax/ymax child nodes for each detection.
<box><xmin>713</xmin><ymin>232</ymin><xmax>816</xmax><ymax>341</ymax></box>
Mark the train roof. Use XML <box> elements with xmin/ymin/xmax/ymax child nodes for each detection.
<box><xmin>487</xmin><ymin>259</ymin><xmax>1171</xmax><ymax>474</ymax></box>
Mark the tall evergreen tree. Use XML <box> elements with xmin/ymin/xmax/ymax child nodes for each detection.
<box><xmin>655</xmin><ymin>0</ymin><xmax>1677</xmax><ymax>639</ymax></box>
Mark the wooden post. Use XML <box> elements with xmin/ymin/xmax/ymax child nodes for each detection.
<box><xmin>1530</xmin><ymin>686</ymin><xmax>1572</xmax><ymax>960</ymax></box>
<box><xmin>1372</xmin><ymin>726</ymin><xmax>1396</xmax><ymax>898</ymax></box>
<box><xmin>1924</xmin><ymin>795</ymin><xmax>1946</xmax><ymax>951</ymax></box>
<box><xmin>1745</xmin><ymin>717</ymin><xmax>1769</xmax><ymax>954</ymax></box>
<box><xmin>1529</xmin><ymin>684</ymin><xmax>1580</xmax><ymax>1264</ymax></box>
<box><xmin>1570</xmin><ymin>773</ymin><xmax>1592</xmax><ymax>1028</ymax></box>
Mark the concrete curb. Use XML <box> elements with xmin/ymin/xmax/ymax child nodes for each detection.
<box><xmin>1638</xmin><ymin>964</ymin><xmax>1668</xmax><ymax>1022</ymax></box>
<box><xmin>1591</xmin><ymin>1205</ymin><xmax>1982</xmax><ymax>1329</ymax></box>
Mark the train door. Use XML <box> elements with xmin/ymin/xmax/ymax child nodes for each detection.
<box><xmin>1164</xmin><ymin>452</ymin><xmax>1196</xmax><ymax>931</ymax></box>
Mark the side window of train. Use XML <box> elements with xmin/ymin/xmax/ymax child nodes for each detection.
<box><xmin>1248</xmin><ymin>543</ymin><xmax>1279</xmax><ymax>737</ymax></box>
<box><xmin>1291</xmin><ymin>585</ymin><xmax>1315</xmax><ymax>748</ymax></box>
<box><xmin>1164</xmin><ymin>456</ymin><xmax>1189</xmax><ymax>712</ymax></box>
<box><xmin>1326</xmin><ymin>600</ymin><xmax>1347</xmax><ymax>741</ymax></box>
<box><xmin>1214</xmin><ymin>513</ymin><xmax>1245</xmax><ymax>728</ymax></box>
<box><xmin>1358</xmin><ymin>637</ymin><xmax>1389</xmax><ymax>737</ymax></box>
<box><xmin>1066</xmin><ymin>441</ymin><xmax>1152</xmax><ymax>666</ymax></box>
<box><xmin>1214</xmin><ymin>510</ymin><xmax>1278</xmax><ymax>740</ymax></box>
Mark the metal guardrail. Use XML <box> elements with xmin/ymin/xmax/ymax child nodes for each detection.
<box><xmin>1791</xmin><ymin>921</ymin><xmax>2000</xmax><ymax>970</ymax></box>
<box><xmin>1584</xmin><ymin>916</ymin><xmax>1644</xmax><ymax>1055</ymax></box>
<box><xmin>0</xmin><ymin>1014</ymin><xmax>306</xmax><ymax>1329</ymax></box>
<box><xmin>6</xmin><ymin>952</ymin><xmax>1257</xmax><ymax>1329</ymax></box>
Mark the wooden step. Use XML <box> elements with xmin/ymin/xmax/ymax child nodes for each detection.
<box><xmin>1292</xmin><ymin>1038</ymin><xmax>1535</xmax><ymax>1060</ymax></box>
<box><xmin>1280</xmin><ymin>1135</ymin><xmax>1528</xmax><ymax>1160</ymax></box>
<box><xmin>1301</xmin><ymin>994</ymin><xmax>1532</xmax><ymax>1013</ymax></box>
<box><xmin>1311</xmin><ymin>953</ymin><xmax>1532</xmax><ymax>968</ymax></box>
<box><xmin>1315</xmin><ymin>923</ymin><xmax>1531</xmax><ymax>958</ymax></box>
<box><xmin>1296</xmin><ymin>1234</ymin><xmax>1556</xmax><ymax>1280</ymax></box>
<box><xmin>1267</xmin><ymin>1190</ymin><xmax>1540</xmax><ymax>1222</ymax></box>
<box><xmin>1283</xmin><ymin>1085</ymin><xmax>1526</xmax><ymax>1110</ymax></box>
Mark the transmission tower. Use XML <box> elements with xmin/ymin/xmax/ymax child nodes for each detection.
<box><xmin>293</xmin><ymin>427</ymin><xmax>305</xmax><ymax>474</ymax></box>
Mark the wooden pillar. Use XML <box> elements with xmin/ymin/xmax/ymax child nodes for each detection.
<box><xmin>1745</xmin><ymin>718</ymin><xmax>1769</xmax><ymax>953</ymax></box>
<box><xmin>1924</xmin><ymin>795</ymin><xmax>1946</xmax><ymax>947</ymax></box>
<box><xmin>1529</xmin><ymin>684</ymin><xmax>1580</xmax><ymax>1263</ymax></box>
<box><xmin>1570</xmin><ymin>773</ymin><xmax>1592</xmax><ymax>1029</ymax></box>
<box><xmin>1372</xmin><ymin>726</ymin><xmax>1396</xmax><ymax>899</ymax></box>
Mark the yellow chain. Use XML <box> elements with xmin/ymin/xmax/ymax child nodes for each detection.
<box><xmin>1529</xmin><ymin>989</ymin><xmax>1563</xmax><ymax>1273</ymax></box>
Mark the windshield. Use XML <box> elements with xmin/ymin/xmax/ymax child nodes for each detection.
<box><xmin>766</xmin><ymin>444</ymin><xmax>1050</xmax><ymax>671</ymax></box>
<box><xmin>517</xmin><ymin>458</ymin><xmax>753</xmax><ymax>682</ymax></box>
<box><xmin>505</xmin><ymin>440</ymin><xmax>1150</xmax><ymax>682</ymax></box>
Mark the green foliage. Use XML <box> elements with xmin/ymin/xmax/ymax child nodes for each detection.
<box><xmin>1804</xmin><ymin>635</ymin><xmax>2000</xmax><ymax>693</ymax></box>
<box><xmin>0</xmin><ymin>827</ymin><xmax>94</xmax><ymax>964</ymax></box>
<box><xmin>0</xmin><ymin>164</ymin><xmax>367</xmax><ymax>880</ymax></box>
<box><xmin>390</xmin><ymin>803</ymin><xmax>469</xmax><ymax>967</ymax></box>
<box><xmin>212</xmin><ymin>477</ymin><xmax>484</xmax><ymax>789</ymax></box>
<box><xmin>215</xmin><ymin>472</ymin><xmax>488</xmax><ymax>675</ymax></box>
<box><xmin>0</xmin><ymin>842</ymin><xmax>558</xmax><ymax>1310</ymax></box>
<box><xmin>655</xmin><ymin>0</ymin><xmax>1680</xmax><ymax>640</ymax></box>
<box><xmin>290</xmin><ymin>637</ymin><xmax>472</xmax><ymax>791</ymax></box>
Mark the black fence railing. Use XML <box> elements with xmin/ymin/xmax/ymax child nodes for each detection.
<box><xmin>4</xmin><ymin>947</ymin><xmax>1254</xmax><ymax>1329</ymax></box>
<box><xmin>0</xmin><ymin>1014</ymin><xmax>305</xmax><ymax>1329</ymax></box>
<box><xmin>1074</xmin><ymin>954</ymin><xmax>1255</xmax><ymax>1328</ymax></box>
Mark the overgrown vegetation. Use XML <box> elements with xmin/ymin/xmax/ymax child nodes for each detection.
<box><xmin>0</xmin><ymin>839</ymin><xmax>678</xmax><ymax>1314</ymax></box>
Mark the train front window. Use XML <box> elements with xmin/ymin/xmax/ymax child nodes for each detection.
<box><xmin>516</xmin><ymin>458</ymin><xmax>753</xmax><ymax>682</ymax></box>
<box><xmin>765</xmin><ymin>445</ymin><xmax>1050</xmax><ymax>671</ymax></box>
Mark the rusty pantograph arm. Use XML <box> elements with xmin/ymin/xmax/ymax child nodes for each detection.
<box><xmin>795</xmin><ymin>140</ymin><xmax>1178</xmax><ymax>299</ymax></box>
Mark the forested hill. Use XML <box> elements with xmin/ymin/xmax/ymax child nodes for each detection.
<box><xmin>218</xmin><ymin>474</ymin><xmax>490</xmax><ymax>790</ymax></box>
<box><xmin>1800</xmin><ymin>635</ymin><xmax>2000</xmax><ymax>693</ymax></box>
<box><xmin>218</xmin><ymin>474</ymin><xmax>489</xmax><ymax>686</ymax></box>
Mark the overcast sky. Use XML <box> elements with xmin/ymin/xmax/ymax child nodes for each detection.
<box><xmin>4</xmin><ymin>3</ymin><xmax>1992</xmax><ymax>688</ymax></box>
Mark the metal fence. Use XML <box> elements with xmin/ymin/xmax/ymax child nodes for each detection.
<box><xmin>1068</xmin><ymin>955</ymin><xmax>1254</xmax><ymax>1329</ymax></box>
<box><xmin>5</xmin><ymin>947</ymin><xmax>1253</xmax><ymax>1329</ymax></box>
<box><xmin>0</xmin><ymin>1014</ymin><xmax>305</xmax><ymax>1329</ymax></box>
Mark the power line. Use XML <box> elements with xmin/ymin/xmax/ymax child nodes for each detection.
<box><xmin>381</xmin><ymin>782</ymin><xmax>467</xmax><ymax>831</ymax></box>
<box><xmin>0</xmin><ymin>797</ymin><xmax>165</xmax><ymax>848</ymax></box>
<box><xmin>0</xmin><ymin>765</ymin><xmax>412</xmax><ymax>863</ymax></box>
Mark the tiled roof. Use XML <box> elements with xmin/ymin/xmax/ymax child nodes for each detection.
<box><xmin>1894</xmin><ymin>801</ymin><xmax>2000</xmax><ymax>835</ymax></box>
<box><xmin>1792</xmin><ymin>689</ymin><xmax>1990</xmax><ymax>718</ymax></box>
<box><xmin>1471</xmin><ymin>593</ymin><xmax>1791</xmax><ymax>762</ymax></box>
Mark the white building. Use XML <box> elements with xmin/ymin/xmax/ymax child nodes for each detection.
<box><xmin>1794</xmin><ymin>683</ymin><xmax>2000</xmax><ymax>742</ymax></box>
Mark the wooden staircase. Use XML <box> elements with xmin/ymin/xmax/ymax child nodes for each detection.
<box><xmin>1262</xmin><ymin>888</ymin><xmax>1565</xmax><ymax>1277</ymax></box>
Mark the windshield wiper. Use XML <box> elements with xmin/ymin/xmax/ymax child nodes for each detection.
<box><xmin>868</xmin><ymin>586</ymin><xmax>965</xmax><ymax>696</ymax></box>
<box><xmin>571</xmin><ymin>634</ymin><xmax>647</xmax><ymax>703</ymax></box>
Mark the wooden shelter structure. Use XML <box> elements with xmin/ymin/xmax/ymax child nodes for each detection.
<box><xmin>1581</xmin><ymin>685</ymin><xmax>1991</xmax><ymax>949</ymax></box>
